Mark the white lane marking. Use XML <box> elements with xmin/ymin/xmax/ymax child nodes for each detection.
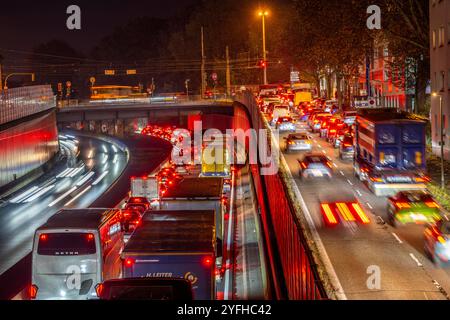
<box><xmin>333</xmin><ymin>163</ymin><xmax>338</xmax><ymax>168</ymax></box>
<box><xmin>322</xmin><ymin>150</ymin><xmax>327</xmax><ymax>154</ymax></box>
<box><xmin>347</xmin><ymin>179</ymin><xmax>354</xmax><ymax>186</ymax></box>
<box><xmin>23</xmin><ymin>185</ymin><xmax>55</xmax><ymax>203</ymax></box>
<box><xmin>65</xmin><ymin>185</ymin><xmax>92</xmax><ymax>206</ymax></box>
<box><xmin>318</xmin><ymin>144</ymin><xmax>322</xmax><ymax>148</ymax></box>
<box><xmin>48</xmin><ymin>186</ymin><xmax>77</xmax><ymax>207</ymax></box>
<box><xmin>92</xmin><ymin>171</ymin><xmax>109</xmax><ymax>186</ymax></box>
<box><xmin>409</xmin><ymin>253</ymin><xmax>423</xmax><ymax>267</ymax></box>
<box><xmin>340</xmin><ymin>171</ymin><xmax>345</xmax><ymax>176</ymax></box>
<box><xmin>391</xmin><ymin>233</ymin><xmax>403</xmax><ymax>244</ymax></box>
<box><xmin>9</xmin><ymin>186</ymin><xmax>39</xmax><ymax>203</ymax></box>
<box><xmin>366</xmin><ymin>202</ymin><xmax>374</xmax><ymax>210</ymax></box>
<box><xmin>224</xmin><ymin>171</ymin><xmax>236</xmax><ymax>301</ymax></box>
<box><xmin>355</xmin><ymin>190</ymin><xmax>362</xmax><ymax>197</ymax></box>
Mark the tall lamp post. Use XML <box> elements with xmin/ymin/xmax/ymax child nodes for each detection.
<box><xmin>258</xmin><ymin>10</ymin><xmax>269</xmax><ymax>85</ymax></box>
<box><xmin>432</xmin><ymin>92</ymin><xmax>445</xmax><ymax>189</ymax></box>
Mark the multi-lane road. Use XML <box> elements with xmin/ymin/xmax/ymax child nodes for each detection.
<box><xmin>0</xmin><ymin>131</ymin><xmax>173</xmax><ymax>299</ymax></box>
<box><xmin>272</xmin><ymin>114</ymin><xmax>450</xmax><ymax>300</ymax></box>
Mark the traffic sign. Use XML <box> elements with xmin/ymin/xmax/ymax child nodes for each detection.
<box><xmin>66</xmin><ymin>81</ymin><xmax>72</xmax><ymax>87</ymax></box>
<box><xmin>105</xmin><ymin>70</ymin><xmax>115</xmax><ymax>76</ymax></box>
<box><xmin>126</xmin><ymin>69</ymin><xmax>137</xmax><ymax>75</ymax></box>
<box><xmin>211</xmin><ymin>73</ymin><xmax>218</xmax><ymax>81</ymax></box>
<box><xmin>89</xmin><ymin>77</ymin><xmax>96</xmax><ymax>85</ymax></box>
<box><xmin>290</xmin><ymin>71</ymin><xmax>300</xmax><ymax>83</ymax></box>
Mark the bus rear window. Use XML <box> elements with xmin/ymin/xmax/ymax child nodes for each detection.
<box><xmin>37</xmin><ymin>233</ymin><xmax>96</xmax><ymax>256</ymax></box>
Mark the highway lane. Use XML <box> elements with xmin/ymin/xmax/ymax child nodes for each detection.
<box><xmin>0</xmin><ymin>132</ymin><xmax>128</xmax><ymax>276</ymax></box>
<box><xmin>0</xmin><ymin>132</ymin><xmax>173</xmax><ymax>300</ymax></box>
<box><xmin>271</xmin><ymin>115</ymin><xmax>450</xmax><ymax>300</ymax></box>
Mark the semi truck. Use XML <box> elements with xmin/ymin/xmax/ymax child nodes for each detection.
<box><xmin>121</xmin><ymin>210</ymin><xmax>217</xmax><ymax>300</ymax></box>
<box><xmin>353</xmin><ymin>109</ymin><xmax>429</xmax><ymax>196</ymax></box>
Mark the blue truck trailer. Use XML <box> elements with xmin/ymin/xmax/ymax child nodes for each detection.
<box><xmin>121</xmin><ymin>210</ymin><xmax>216</xmax><ymax>300</ymax></box>
<box><xmin>353</xmin><ymin>109</ymin><xmax>429</xmax><ymax>196</ymax></box>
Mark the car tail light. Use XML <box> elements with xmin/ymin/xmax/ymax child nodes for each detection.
<box><xmin>86</xmin><ymin>233</ymin><xmax>94</xmax><ymax>241</ymax></box>
<box><xmin>301</xmin><ymin>162</ymin><xmax>307</xmax><ymax>169</ymax></box>
<box><xmin>202</xmin><ymin>256</ymin><xmax>214</xmax><ymax>267</ymax></box>
<box><xmin>29</xmin><ymin>285</ymin><xmax>38</xmax><ymax>299</ymax></box>
<box><xmin>416</xmin><ymin>177</ymin><xmax>430</xmax><ymax>183</ymax></box>
<box><xmin>330</xmin><ymin>130</ymin><xmax>336</xmax><ymax>134</ymax></box>
<box><xmin>351</xmin><ymin>203</ymin><xmax>370</xmax><ymax>224</ymax></box>
<box><xmin>321</xmin><ymin>204</ymin><xmax>338</xmax><ymax>225</ymax></box>
<box><xmin>124</xmin><ymin>258</ymin><xmax>135</xmax><ymax>268</ymax></box>
<box><xmin>425</xmin><ymin>201</ymin><xmax>439</xmax><ymax>208</ymax></box>
<box><xmin>395</xmin><ymin>202</ymin><xmax>411</xmax><ymax>209</ymax></box>
<box><xmin>343</xmin><ymin>143</ymin><xmax>352</xmax><ymax>147</ymax></box>
<box><xmin>370</xmin><ymin>177</ymin><xmax>383</xmax><ymax>183</ymax></box>
<box><xmin>39</xmin><ymin>234</ymin><xmax>48</xmax><ymax>241</ymax></box>
<box><xmin>95</xmin><ymin>284</ymin><xmax>103</xmax><ymax>297</ymax></box>
<box><xmin>326</xmin><ymin>162</ymin><xmax>332</xmax><ymax>168</ymax></box>
<box><xmin>438</xmin><ymin>236</ymin><xmax>447</xmax><ymax>244</ymax></box>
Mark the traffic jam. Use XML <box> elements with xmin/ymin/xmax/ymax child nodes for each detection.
<box><xmin>29</xmin><ymin>124</ymin><xmax>233</xmax><ymax>301</ymax></box>
<box><xmin>257</xmin><ymin>86</ymin><xmax>450</xmax><ymax>267</ymax></box>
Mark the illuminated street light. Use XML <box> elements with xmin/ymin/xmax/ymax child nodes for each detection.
<box><xmin>258</xmin><ymin>10</ymin><xmax>269</xmax><ymax>85</ymax></box>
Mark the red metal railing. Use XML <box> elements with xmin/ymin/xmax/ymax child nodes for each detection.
<box><xmin>233</xmin><ymin>92</ymin><xmax>328</xmax><ymax>300</ymax></box>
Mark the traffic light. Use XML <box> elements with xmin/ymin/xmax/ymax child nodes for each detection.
<box><xmin>257</xmin><ymin>60</ymin><xmax>267</xmax><ymax>68</ymax></box>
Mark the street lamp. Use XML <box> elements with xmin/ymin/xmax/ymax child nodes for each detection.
<box><xmin>4</xmin><ymin>73</ymin><xmax>35</xmax><ymax>90</ymax></box>
<box><xmin>258</xmin><ymin>10</ymin><xmax>269</xmax><ymax>85</ymax></box>
<box><xmin>432</xmin><ymin>92</ymin><xmax>445</xmax><ymax>189</ymax></box>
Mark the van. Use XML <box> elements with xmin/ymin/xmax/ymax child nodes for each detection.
<box><xmin>31</xmin><ymin>209</ymin><xmax>124</xmax><ymax>300</ymax></box>
<box><xmin>271</xmin><ymin>105</ymin><xmax>290</xmax><ymax>125</ymax></box>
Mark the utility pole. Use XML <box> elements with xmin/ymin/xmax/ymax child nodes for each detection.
<box><xmin>201</xmin><ymin>27</ymin><xmax>206</xmax><ymax>98</ymax></box>
<box><xmin>226</xmin><ymin>46</ymin><xmax>231</xmax><ymax>98</ymax></box>
<box><xmin>258</xmin><ymin>10</ymin><xmax>269</xmax><ymax>85</ymax></box>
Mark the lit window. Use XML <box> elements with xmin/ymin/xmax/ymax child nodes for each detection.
<box><xmin>439</xmin><ymin>26</ymin><xmax>445</xmax><ymax>47</ymax></box>
<box><xmin>433</xmin><ymin>30</ymin><xmax>436</xmax><ymax>49</ymax></box>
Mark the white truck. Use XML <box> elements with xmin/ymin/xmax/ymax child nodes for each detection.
<box><xmin>130</xmin><ymin>176</ymin><xmax>159</xmax><ymax>202</ymax></box>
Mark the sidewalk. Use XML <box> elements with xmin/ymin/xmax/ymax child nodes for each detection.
<box><xmin>232</xmin><ymin>167</ymin><xmax>269</xmax><ymax>300</ymax></box>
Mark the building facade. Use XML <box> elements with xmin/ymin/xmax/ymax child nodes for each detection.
<box><xmin>430</xmin><ymin>0</ymin><xmax>450</xmax><ymax>159</ymax></box>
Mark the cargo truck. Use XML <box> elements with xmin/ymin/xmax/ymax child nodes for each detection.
<box><xmin>121</xmin><ymin>210</ymin><xmax>216</xmax><ymax>300</ymax></box>
<box><xmin>353</xmin><ymin>109</ymin><xmax>429</xmax><ymax>196</ymax></box>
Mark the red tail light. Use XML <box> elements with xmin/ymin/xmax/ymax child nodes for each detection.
<box><xmin>29</xmin><ymin>285</ymin><xmax>38</xmax><ymax>299</ymax></box>
<box><xmin>87</xmin><ymin>233</ymin><xmax>94</xmax><ymax>241</ymax></box>
<box><xmin>395</xmin><ymin>202</ymin><xmax>411</xmax><ymax>209</ymax></box>
<box><xmin>326</xmin><ymin>162</ymin><xmax>332</xmax><ymax>168</ymax></box>
<box><xmin>95</xmin><ymin>284</ymin><xmax>103</xmax><ymax>297</ymax></box>
<box><xmin>301</xmin><ymin>162</ymin><xmax>307</xmax><ymax>169</ymax></box>
<box><xmin>39</xmin><ymin>234</ymin><xmax>48</xmax><ymax>241</ymax></box>
<box><xmin>425</xmin><ymin>201</ymin><xmax>439</xmax><ymax>208</ymax></box>
<box><xmin>124</xmin><ymin>258</ymin><xmax>135</xmax><ymax>268</ymax></box>
<box><xmin>202</xmin><ymin>256</ymin><xmax>214</xmax><ymax>267</ymax></box>
<box><xmin>343</xmin><ymin>143</ymin><xmax>352</xmax><ymax>147</ymax></box>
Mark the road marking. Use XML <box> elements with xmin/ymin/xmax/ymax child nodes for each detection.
<box><xmin>92</xmin><ymin>171</ymin><xmax>109</xmax><ymax>186</ymax></box>
<box><xmin>347</xmin><ymin>179</ymin><xmax>354</xmax><ymax>186</ymax></box>
<box><xmin>409</xmin><ymin>253</ymin><xmax>423</xmax><ymax>267</ymax></box>
<box><xmin>340</xmin><ymin>171</ymin><xmax>345</xmax><ymax>176</ymax></box>
<box><xmin>65</xmin><ymin>185</ymin><xmax>92</xmax><ymax>206</ymax></box>
<box><xmin>391</xmin><ymin>233</ymin><xmax>403</xmax><ymax>244</ymax></box>
<box><xmin>322</xmin><ymin>150</ymin><xmax>327</xmax><ymax>154</ymax></box>
<box><xmin>333</xmin><ymin>163</ymin><xmax>338</xmax><ymax>168</ymax></box>
<box><xmin>355</xmin><ymin>190</ymin><xmax>362</xmax><ymax>197</ymax></box>
<box><xmin>48</xmin><ymin>186</ymin><xmax>77</xmax><ymax>207</ymax></box>
<box><xmin>366</xmin><ymin>202</ymin><xmax>374</xmax><ymax>210</ymax></box>
<box><xmin>318</xmin><ymin>144</ymin><xmax>322</xmax><ymax>148</ymax></box>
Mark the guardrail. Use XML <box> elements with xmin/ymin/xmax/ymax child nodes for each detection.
<box><xmin>235</xmin><ymin>91</ymin><xmax>329</xmax><ymax>300</ymax></box>
<box><xmin>0</xmin><ymin>85</ymin><xmax>56</xmax><ymax>126</ymax></box>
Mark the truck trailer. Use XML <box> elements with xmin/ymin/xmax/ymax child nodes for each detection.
<box><xmin>353</xmin><ymin>109</ymin><xmax>428</xmax><ymax>196</ymax></box>
<box><xmin>121</xmin><ymin>210</ymin><xmax>216</xmax><ymax>300</ymax></box>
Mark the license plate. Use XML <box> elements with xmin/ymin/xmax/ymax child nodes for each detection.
<box><xmin>311</xmin><ymin>169</ymin><xmax>323</xmax><ymax>176</ymax></box>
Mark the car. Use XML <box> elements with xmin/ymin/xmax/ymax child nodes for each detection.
<box><xmin>276</xmin><ymin>116</ymin><xmax>296</xmax><ymax>132</ymax></box>
<box><xmin>121</xmin><ymin>208</ymin><xmax>143</xmax><ymax>233</ymax></box>
<box><xmin>124</xmin><ymin>197</ymin><xmax>150</xmax><ymax>213</ymax></box>
<box><xmin>309</xmin><ymin>113</ymin><xmax>332</xmax><ymax>133</ymax></box>
<box><xmin>387</xmin><ymin>191</ymin><xmax>441</xmax><ymax>227</ymax></box>
<box><xmin>339</xmin><ymin>134</ymin><xmax>354</xmax><ymax>160</ymax></box>
<box><xmin>96</xmin><ymin>278</ymin><xmax>193</xmax><ymax>300</ymax></box>
<box><xmin>320</xmin><ymin>116</ymin><xmax>340</xmax><ymax>138</ymax></box>
<box><xmin>284</xmin><ymin>133</ymin><xmax>312</xmax><ymax>152</ymax></box>
<box><xmin>424</xmin><ymin>218</ymin><xmax>450</xmax><ymax>268</ymax></box>
<box><xmin>298</xmin><ymin>154</ymin><xmax>333</xmax><ymax>179</ymax></box>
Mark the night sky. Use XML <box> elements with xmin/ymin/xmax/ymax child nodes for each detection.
<box><xmin>0</xmin><ymin>0</ymin><xmax>198</xmax><ymax>54</ymax></box>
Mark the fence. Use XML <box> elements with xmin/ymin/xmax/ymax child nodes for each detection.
<box><xmin>0</xmin><ymin>85</ymin><xmax>56</xmax><ymax>126</ymax></box>
<box><xmin>234</xmin><ymin>91</ymin><xmax>329</xmax><ymax>300</ymax></box>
